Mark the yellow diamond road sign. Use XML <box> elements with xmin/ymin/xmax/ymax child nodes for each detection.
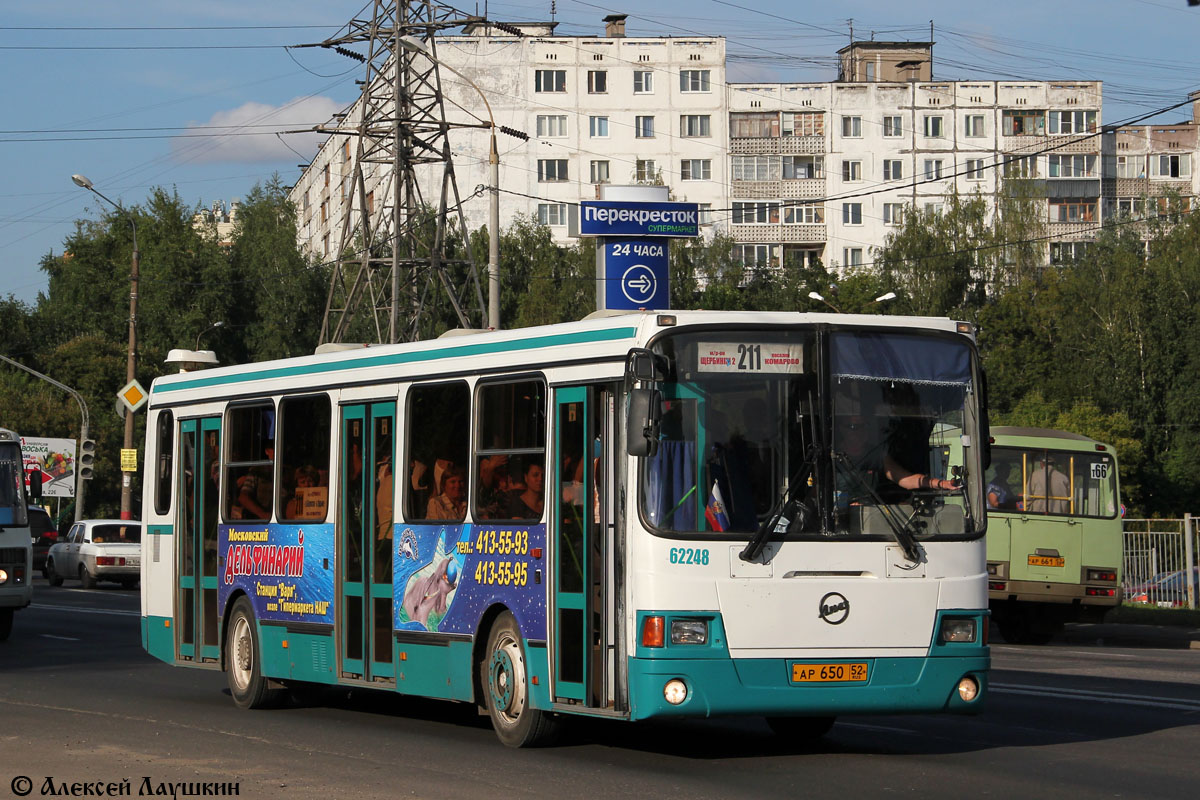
<box><xmin>118</xmin><ymin>379</ymin><xmax>148</xmax><ymax>413</ymax></box>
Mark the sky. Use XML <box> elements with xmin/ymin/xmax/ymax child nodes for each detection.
<box><xmin>3</xmin><ymin>0</ymin><xmax>1199</xmax><ymax>305</ymax></box>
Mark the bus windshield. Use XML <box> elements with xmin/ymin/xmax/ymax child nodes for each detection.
<box><xmin>640</xmin><ymin>328</ymin><xmax>984</xmax><ymax>539</ymax></box>
<box><xmin>0</xmin><ymin>442</ymin><xmax>29</xmax><ymax>527</ymax></box>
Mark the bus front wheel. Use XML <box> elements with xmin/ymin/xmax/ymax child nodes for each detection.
<box><xmin>481</xmin><ymin>611</ymin><xmax>560</xmax><ymax>747</ymax></box>
<box><xmin>226</xmin><ymin>597</ymin><xmax>282</xmax><ymax>709</ymax></box>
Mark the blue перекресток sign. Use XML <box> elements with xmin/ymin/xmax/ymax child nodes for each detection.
<box><xmin>579</xmin><ymin>200</ymin><xmax>699</xmax><ymax>238</ymax></box>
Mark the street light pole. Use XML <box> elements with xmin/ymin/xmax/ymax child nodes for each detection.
<box><xmin>398</xmin><ymin>36</ymin><xmax>501</xmax><ymax>330</ymax></box>
<box><xmin>195</xmin><ymin>320</ymin><xmax>225</xmax><ymax>350</ymax></box>
<box><xmin>72</xmin><ymin>173</ymin><xmax>139</xmax><ymax>520</ymax></box>
<box><xmin>0</xmin><ymin>354</ymin><xmax>91</xmax><ymax>521</ymax></box>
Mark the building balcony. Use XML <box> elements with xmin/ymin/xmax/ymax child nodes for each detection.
<box><xmin>729</xmin><ymin>223</ymin><xmax>826</xmax><ymax>243</ymax></box>
<box><xmin>1047</xmin><ymin>221</ymin><xmax>1097</xmax><ymax>239</ymax></box>
<box><xmin>731</xmin><ymin>178</ymin><xmax>825</xmax><ymax>199</ymax></box>
<box><xmin>730</xmin><ymin>135</ymin><xmax>825</xmax><ymax>155</ymax></box>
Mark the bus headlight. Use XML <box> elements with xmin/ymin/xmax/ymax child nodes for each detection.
<box><xmin>663</xmin><ymin>679</ymin><xmax>688</xmax><ymax>705</ymax></box>
<box><xmin>957</xmin><ymin>676</ymin><xmax>980</xmax><ymax>702</ymax></box>
<box><xmin>670</xmin><ymin>619</ymin><xmax>708</xmax><ymax>645</ymax></box>
<box><xmin>0</xmin><ymin>568</ymin><xmax>8</xmax><ymax>585</ymax></box>
<box><xmin>940</xmin><ymin>618</ymin><xmax>977</xmax><ymax>643</ymax></box>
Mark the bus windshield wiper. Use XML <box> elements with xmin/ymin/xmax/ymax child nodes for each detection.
<box><xmin>832</xmin><ymin>452</ymin><xmax>923</xmax><ymax>564</ymax></box>
<box><xmin>739</xmin><ymin>447</ymin><xmax>816</xmax><ymax>563</ymax></box>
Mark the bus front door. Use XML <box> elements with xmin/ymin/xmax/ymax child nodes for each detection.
<box><xmin>178</xmin><ymin>417</ymin><xmax>221</xmax><ymax>663</ymax></box>
<box><xmin>552</xmin><ymin>385</ymin><xmax>622</xmax><ymax>711</ymax></box>
<box><xmin>338</xmin><ymin>403</ymin><xmax>396</xmax><ymax>683</ymax></box>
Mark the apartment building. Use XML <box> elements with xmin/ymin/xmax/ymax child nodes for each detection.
<box><xmin>291</xmin><ymin>15</ymin><xmax>727</xmax><ymax>260</ymax></box>
<box><xmin>291</xmin><ymin>23</ymin><xmax>1196</xmax><ymax>275</ymax></box>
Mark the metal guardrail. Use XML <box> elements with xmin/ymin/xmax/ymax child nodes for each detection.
<box><xmin>1122</xmin><ymin>516</ymin><xmax>1198</xmax><ymax>609</ymax></box>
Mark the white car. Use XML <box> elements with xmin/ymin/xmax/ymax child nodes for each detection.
<box><xmin>46</xmin><ymin>519</ymin><xmax>142</xmax><ymax>589</ymax></box>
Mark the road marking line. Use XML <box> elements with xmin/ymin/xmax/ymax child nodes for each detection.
<box><xmin>40</xmin><ymin>634</ymin><xmax>80</xmax><ymax>641</ymax></box>
<box><xmin>992</xmin><ymin>682</ymin><xmax>1200</xmax><ymax>712</ymax></box>
<box><xmin>32</xmin><ymin>603</ymin><xmax>139</xmax><ymax>617</ymax></box>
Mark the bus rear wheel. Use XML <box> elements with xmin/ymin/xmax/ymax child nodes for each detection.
<box><xmin>766</xmin><ymin>715</ymin><xmax>836</xmax><ymax>740</ymax></box>
<box><xmin>481</xmin><ymin>611</ymin><xmax>560</xmax><ymax>747</ymax></box>
<box><xmin>226</xmin><ymin>597</ymin><xmax>282</xmax><ymax>709</ymax></box>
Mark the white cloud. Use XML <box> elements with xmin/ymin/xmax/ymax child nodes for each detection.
<box><xmin>170</xmin><ymin>95</ymin><xmax>346</xmax><ymax>165</ymax></box>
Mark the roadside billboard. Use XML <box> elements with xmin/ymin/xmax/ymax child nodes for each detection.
<box><xmin>21</xmin><ymin>436</ymin><xmax>76</xmax><ymax>498</ymax></box>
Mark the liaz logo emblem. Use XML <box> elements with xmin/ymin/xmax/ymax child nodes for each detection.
<box><xmin>818</xmin><ymin>592</ymin><xmax>850</xmax><ymax>625</ymax></box>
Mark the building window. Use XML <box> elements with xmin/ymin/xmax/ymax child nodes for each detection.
<box><xmin>924</xmin><ymin>202</ymin><xmax>944</xmax><ymax>216</ymax></box>
<box><xmin>841</xmin><ymin>116</ymin><xmax>862</xmax><ymax>138</ymax></box>
<box><xmin>537</xmin><ymin>203</ymin><xmax>568</xmax><ymax>226</ymax></box>
<box><xmin>966</xmin><ymin>158</ymin><xmax>986</xmax><ymax>179</ymax></box>
<box><xmin>783</xmin><ymin>204</ymin><xmax>824</xmax><ymax>224</ymax></box>
<box><xmin>734</xmin><ymin>244</ymin><xmax>773</xmax><ymax>268</ymax></box>
<box><xmin>1003</xmin><ymin>109</ymin><xmax>1045</xmax><ymax>136</ymax></box>
<box><xmin>1050</xmin><ymin>201</ymin><xmax>1097</xmax><ymax>223</ymax></box>
<box><xmin>730</xmin><ymin>112</ymin><xmax>779</xmax><ymax>138</ymax></box>
<box><xmin>1003</xmin><ymin>155</ymin><xmax>1038</xmax><ymax>178</ymax></box>
<box><xmin>589</xmin><ymin>116</ymin><xmax>609</xmax><ymax>138</ymax></box>
<box><xmin>1048</xmin><ymin>110</ymin><xmax>1098</xmax><ymax>134</ymax></box>
<box><xmin>883</xmin><ymin>159</ymin><xmax>902</xmax><ymax>181</ymax></box>
<box><xmin>964</xmin><ymin>114</ymin><xmax>986</xmax><ymax>138</ymax></box>
<box><xmin>681</xmin><ymin>159</ymin><xmax>712</xmax><ymax>180</ymax></box>
<box><xmin>534</xmin><ymin>69</ymin><xmax>567</xmax><ymax>93</ymax></box>
<box><xmin>537</xmin><ymin>159</ymin><xmax>568</xmax><ymax>182</ymax></box>
<box><xmin>590</xmin><ymin>160</ymin><xmax>610</xmax><ymax>184</ymax></box>
<box><xmin>1152</xmin><ymin>153</ymin><xmax>1191</xmax><ymax>179</ymax></box>
<box><xmin>1116</xmin><ymin>155</ymin><xmax>1146</xmax><ymax>179</ymax></box>
<box><xmin>841</xmin><ymin>160</ymin><xmax>862</xmax><ymax>182</ymax></box>
<box><xmin>323</xmin><ymin>163</ymin><xmax>330</xmax><ymax>187</ymax></box>
<box><xmin>588</xmin><ymin>70</ymin><xmax>607</xmax><ymax>93</ymax></box>
<box><xmin>1116</xmin><ymin>197</ymin><xmax>1145</xmax><ymax>217</ymax></box>
<box><xmin>1050</xmin><ymin>241</ymin><xmax>1090</xmax><ymax>263</ymax></box>
<box><xmin>783</xmin><ymin>112</ymin><xmax>824</xmax><ymax>137</ymax></box>
<box><xmin>923</xmin><ymin>115</ymin><xmax>944</xmax><ymax>138</ymax></box>
<box><xmin>365</xmin><ymin>191</ymin><xmax>374</xmax><ymax>216</ymax></box>
<box><xmin>633</xmin><ymin>70</ymin><xmax>653</xmax><ymax>94</ymax></box>
<box><xmin>680</xmin><ymin>114</ymin><xmax>711</xmax><ymax>138</ymax></box>
<box><xmin>782</xmin><ymin>155</ymin><xmax>823</xmax><ymax>179</ymax></box>
<box><xmin>923</xmin><ymin>159</ymin><xmax>945</xmax><ymax>180</ymax></box>
<box><xmin>322</xmin><ymin>233</ymin><xmax>329</xmax><ymax>256</ymax></box>
<box><xmin>732</xmin><ymin>202</ymin><xmax>780</xmax><ymax>224</ymax></box>
<box><xmin>320</xmin><ymin>199</ymin><xmax>328</xmax><ymax>223</ymax></box>
<box><xmin>842</xmin><ymin>247</ymin><xmax>863</xmax><ymax>267</ymax></box>
<box><xmin>842</xmin><ymin>202</ymin><xmax>862</xmax><ymax>225</ymax></box>
<box><xmin>536</xmin><ymin>115</ymin><xmax>568</xmax><ymax>138</ymax></box>
<box><xmin>679</xmin><ymin>69</ymin><xmax>710</xmax><ymax>92</ymax></box>
<box><xmin>635</xmin><ymin>159</ymin><xmax>657</xmax><ymax>182</ymax></box>
<box><xmin>732</xmin><ymin>155</ymin><xmax>779</xmax><ymax>181</ymax></box>
<box><xmin>635</xmin><ymin>116</ymin><xmax>655</xmax><ymax>138</ymax></box>
<box><xmin>883</xmin><ymin>203</ymin><xmax>905</xmax><ymax>225</ymax></box>
<box><xmin>1048</xmin><ymin>154</ymin><xmax>1097</xmax><ymax>178</ymax></box>
<box><xmin>883</xmin><ymin>115</ymin><xmax>903</xmax><ymax>137</ymax></box>
<box><xmin>698</xmin><ymin>203</ymin><xmax>713</xmax><ymax>225</ymax></box>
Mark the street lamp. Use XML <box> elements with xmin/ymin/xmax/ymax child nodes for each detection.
<box><xmin>195</xmin><ymin>320</ymin><xmax>225</xmax><ymax>350</ymax></box>
<box><xmin>72</xmin><ymin>173</ymin><xmax>139</xmax><ymax>520</ymax></box>
<box><xmin>397</xmin><ymin>35</ymin><xmax>501</xmax><ymax>331</ymax></box>
<box><xmin>808</xmin><ymin>291</ymin><xmax>842</xmax><ymax>313</ymax></box>
<box><xmin>874</xmin><ymin>291</ymin><xmax>897</xmax><ymax>303</ymax></box>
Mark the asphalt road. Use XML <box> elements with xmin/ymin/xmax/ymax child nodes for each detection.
<box><xmin>2</xmin><ymin>579</ymin><xmax>1198</xmax><ymax>799</ymax></box>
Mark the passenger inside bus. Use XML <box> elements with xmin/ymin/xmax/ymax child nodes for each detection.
<box><xmin>426</xmin><ymin>465</ymin><xmax>467</xmax><ymax>521</ymax></box>
<box><xmin>987</xmin><ymin>462</ymin><xmax>1016</xmax><ymax>509</ymax></box>
<box><xmin>509</xmin><ymin>459</ymin><xmax>544</xmax><ymax>520</ymax></box>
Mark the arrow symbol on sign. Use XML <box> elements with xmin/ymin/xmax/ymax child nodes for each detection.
<box><xmin>628</xmin><ymin>275</ymin><xmax>652</xmax><ymax>294</ymax></box>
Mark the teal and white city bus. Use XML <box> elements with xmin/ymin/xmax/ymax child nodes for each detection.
<box><xmin>977</xmin><ymin>427</ymin><xmax>1122</xmax><ymax>644</ymax></box>
<box><xmin>140</xmin><ymin>311</ymin><xmax>991</xmax><ymax>746</ymax></box>
<box><xmin>0</xmin><ymin>428</ymin><xmax>35</xmax><ymax>640</ymax></box>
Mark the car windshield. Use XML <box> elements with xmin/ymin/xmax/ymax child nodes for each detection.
<box><xmin>91</xmin><ymin>524</ymin><xmax>141</xmax><ymax>544</ymax></box>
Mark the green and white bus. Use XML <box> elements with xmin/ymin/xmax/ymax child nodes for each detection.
<box><xmin>979</xmin><ymin>427</ymin><xmax>1122</xmax><ymax>644</ymax></box>
<box><xmin>0</xmin><ymin>428</ymin><xmax>35</xmax><ymax>640</ymax></box>
<box><xmin>140</xmin><ymin>311</ymin><xmax>991</xmax><ymax>746</ymax></box>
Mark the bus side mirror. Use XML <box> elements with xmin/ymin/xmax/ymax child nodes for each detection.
<box><xmin>28</xmin><ymin>470</ymin><xmax>43</xmax><ymax>502</ymax></box>
<box><xmin>626</xmin><ymin>348</ymin><xmax>665</xmax><ymax>382</ymax></box>
<box><xmin>627</xmin><ymin>388</ymin><xmax>662</xmax><ymax>458</ymax></box>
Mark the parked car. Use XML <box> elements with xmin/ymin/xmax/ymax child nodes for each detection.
<box><xmin>46</xmin><ymin>519</ymin><xmax>142</xmax><ymax>589</ymax></box>
<box><xmin>28</xmin><ymin>505</ymin><xmax>58</xmax><ymax>575</ymax></box>
<box><xmin>1126</xmin><ymin>567</ymin><xmax>1200</xmax><ymax>607</ymax></box>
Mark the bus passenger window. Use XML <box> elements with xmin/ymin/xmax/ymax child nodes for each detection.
<box><xmin>405</xmin><ymin>382</ymin><xmax>470</xmax><ymax>522</ymax></box>
<box><xmin>225</xmin><ymin>403</ymin><xmax>275</xmax><ymax>522</ymax></box>
<box><xmin>277</xmin><ymin>395</ymin><xmax>331</xmax><ymax>522</ymax></box>
<box><xmin>154</xmin><ymin>410</ymin><xmax>173</xmax><ymax>515</ymax></box>
<box><xmin>475</xmin><ymin>380</ymin><xmax>546</xmax><ymax>522</ymax></box>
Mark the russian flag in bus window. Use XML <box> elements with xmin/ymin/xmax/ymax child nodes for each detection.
<box><xmin>705</xmin><ymin>481</ymin><xmax>730</xmax><ymax>532</ymax></box>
